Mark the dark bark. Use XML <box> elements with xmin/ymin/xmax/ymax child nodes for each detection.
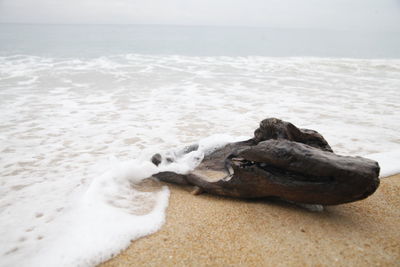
<box><xmin>152</xmin><ymin>118</ymin><xmax>380</xmax><ymax>205</ymax></box>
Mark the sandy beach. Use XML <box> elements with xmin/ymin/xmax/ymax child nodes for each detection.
<box><xmin>101</xmin><ymin>174</ymin><xmax>400</xmax><ymax>266</ymax></box>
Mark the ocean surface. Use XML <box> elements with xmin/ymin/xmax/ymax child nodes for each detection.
<box><xmin>1</xmin><ymin>24</ymin><xmax>400</xmax><ymax>58</ymax></box>
<box><xmin>1</xmin><ymin>24</ymin><xmax>400</xmax><ymax>267</ymax></box>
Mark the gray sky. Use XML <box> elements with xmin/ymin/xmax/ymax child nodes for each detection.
<box><xmin>1</xmin><ymin>0</ymin><xmax>400</xmax><ymax>31</ymax></box>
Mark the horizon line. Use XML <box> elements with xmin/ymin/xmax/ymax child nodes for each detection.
<box><xmin>0</xmin><ymin>22</ymin><xmax>398</xmax><ymax>34</ymax></box>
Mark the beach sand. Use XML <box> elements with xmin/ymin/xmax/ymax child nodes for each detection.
<box><xmin>101</xmin><ymin>174</ymin><xmax>400</xmax><ymax>266</ymax></box>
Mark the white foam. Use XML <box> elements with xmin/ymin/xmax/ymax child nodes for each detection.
<box><xmin>365</xmin><ymin>150</ymin><xmax>400</xmax><ymax>178</ymax></box>
<box><xmin>1</xmin><ymin>158</ymin><xmax>168</xmax><ymax>267</ymax></box>
<box><xmin>1</xmin><ymin>55</ymin><xmax>399</xmax><ymax>266</ymax></box>
<box><xmin>27</xmin><ymin>160</ymin><xmax>169</xmax><ymax>267</ymax></box>
<box><xmin>157</xmin><ymin>134</ymin><xmax>248</xmax><ymax>174</ymax></box>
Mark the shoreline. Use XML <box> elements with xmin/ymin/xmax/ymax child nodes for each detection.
<box><xmin>101</xmin><ymin>174</ymin><xmax>400</xmax><ymax>266</ymax></box>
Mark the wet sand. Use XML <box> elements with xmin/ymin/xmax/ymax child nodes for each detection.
<box><xmin>101</xmin><ymin>174</ymin><xmax>400</xmax><ymax>266</ymax></box>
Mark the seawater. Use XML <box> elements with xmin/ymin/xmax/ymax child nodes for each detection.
<box><xmin>1</xmin><ymin>24</ymin><xmax>400</xmax><ymax>267</ymax></box>
<box><xmin>1</xmin><ymin>24</ymin><xmax>400</xmax><ymax>58</ymax></box>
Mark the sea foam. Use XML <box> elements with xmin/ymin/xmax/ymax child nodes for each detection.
<box><xmin>366</xmin><ymin>150</ymin><xmax>400</xmax><ymax>178</ymax></box>
<box><xmin>1</xmin><ymin>157</ymin><xmax>169</xmax><ymax>267</ymax></box>
<box><xmin>0</xmin><ymin>55</ymin><xmax>399</xmax><ymax>266</ymax></box>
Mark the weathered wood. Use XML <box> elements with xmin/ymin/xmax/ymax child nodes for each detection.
<box><xmin>152</xmin><ymin>118</ymin><xmax>380</xmax><ymax>205</ymax></box>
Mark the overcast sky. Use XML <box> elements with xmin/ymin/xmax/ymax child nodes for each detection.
<box><xmin>1</xmin><ymin>0</ymin><xmax>400</xmax><ymax>31</ymax></box>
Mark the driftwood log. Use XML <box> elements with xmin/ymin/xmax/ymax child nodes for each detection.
<box><xmin>151</xmin><ymin>118</ymin><xmax>380</xmax><ymax>205</ymax></box>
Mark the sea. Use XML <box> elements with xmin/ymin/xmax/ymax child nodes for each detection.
<box><xmin>1</xmin><ymin>24</ymin><xmax>400</xmax><ymax>267</ymax></box>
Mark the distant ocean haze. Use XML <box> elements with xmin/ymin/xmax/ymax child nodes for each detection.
<box><xmin>0</xmin><ymin>24</ymin><xmax>399</xmax><ymax>58</ymax></box>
